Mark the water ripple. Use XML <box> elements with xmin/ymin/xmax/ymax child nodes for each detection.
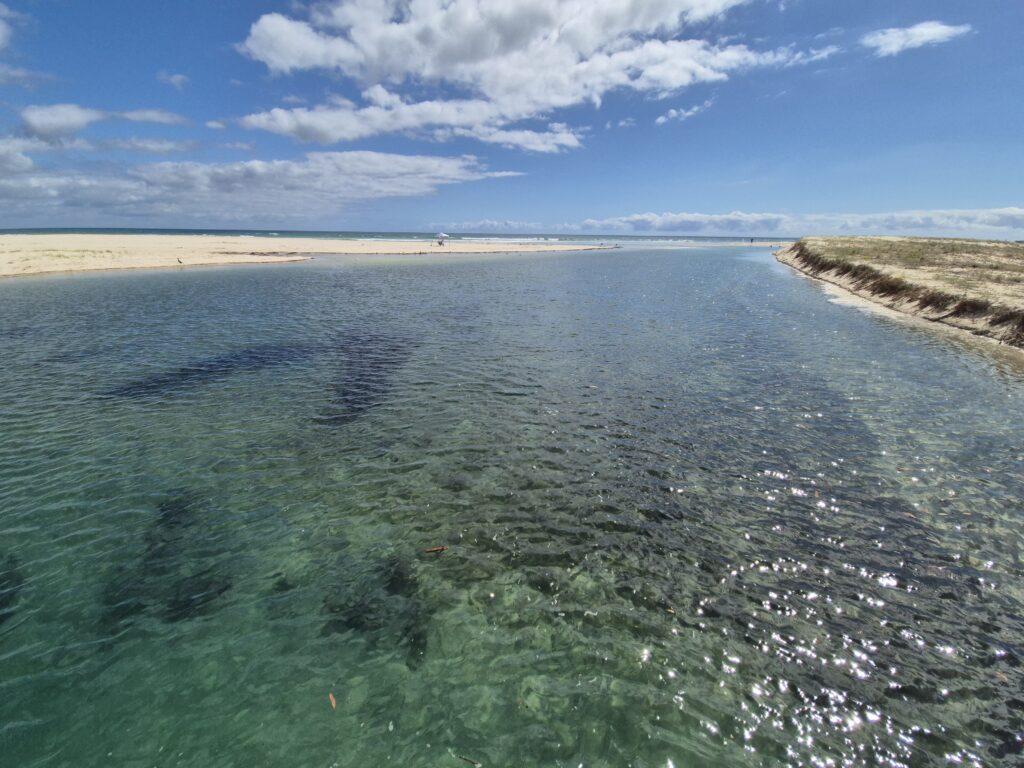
<box><xmin>1</xmin><ymin>250</ymin><xmax>1022</xmax><ymax>766</ymax></box>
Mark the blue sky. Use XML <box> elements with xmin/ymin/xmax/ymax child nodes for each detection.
<box><xmin>1</xmin><ymin>0</ymin><xmax>1022</xmax><ymax>236</ymax></box>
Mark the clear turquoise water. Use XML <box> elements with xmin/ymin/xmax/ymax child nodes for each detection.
<box><xmin>1</xmin><ymin>247</ymin><xmax>1022</xmax><ymax>767</ymax></box>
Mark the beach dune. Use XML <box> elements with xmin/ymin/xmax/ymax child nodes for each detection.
<box><xmin>777</xmin><ymin>236</ymin><xmax>1024</xmax><ymax>350</ymax></box>
<box><xmin>0</xmin><ymin>233</ymin><xmax>606</xmax><ymax>279</ymax></box>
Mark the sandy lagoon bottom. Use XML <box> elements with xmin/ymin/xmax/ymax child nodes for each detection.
<box><xmin>1</xmin><ymin>247</ymin><xmax>1022</xmax><ymax>767</ymax></box>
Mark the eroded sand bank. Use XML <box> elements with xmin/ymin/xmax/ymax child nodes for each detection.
<box><xmin>776</xmin><ymin>236</ymin><xmax>1024</xmax><ymax>353</ymax></box>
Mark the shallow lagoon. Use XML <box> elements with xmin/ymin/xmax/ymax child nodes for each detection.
<box><xmin>1</xmin><ymin>246</ymin><xmax>1022</xmax><ymax>767</ymax></box>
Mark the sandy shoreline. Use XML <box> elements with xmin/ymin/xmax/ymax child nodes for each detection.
<box><xmin>0</xmin><ymin>233</ymin><xmax>609</xmax><ymax>279</ymax></box>
<box><xmin>776</xmin><ymin>238</ymin><xmax>1024</xmax><ymax>357</ymax></box>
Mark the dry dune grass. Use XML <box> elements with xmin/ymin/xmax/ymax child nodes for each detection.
<box><xmin>777</xmin><ymin>236</ymin><xmax>1024</xmax><ymax>348</ymax></box>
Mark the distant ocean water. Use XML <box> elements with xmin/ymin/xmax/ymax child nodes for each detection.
<box><xmin>1</xmin><ymin>245</ymin><xmax>1021</xmax><ymax>767</ymax></box>
<box><xmin>0</xmin><ymin>226</ymin><xmax>791</xmax><ymax>246</ymax></box>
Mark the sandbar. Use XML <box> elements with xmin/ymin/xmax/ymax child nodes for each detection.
<box><xmin>0</xmin><ymin>233</ymin><xmax>607</xmax><ymax>279</ymax></box>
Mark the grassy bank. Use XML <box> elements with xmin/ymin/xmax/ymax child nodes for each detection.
<box><xmin>776</xmin><ymin>236</ymin><xmax>1024</xmax><ymax>349</ymax></box>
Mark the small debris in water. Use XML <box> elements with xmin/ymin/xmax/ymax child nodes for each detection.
<box><xmin>424</xmin><ymin>546</ymin><xmax>448</xmax><ymax>554</ymax></box>
<box><xmin>328</xmin><ymin>692</ymin><xmax>337</xmax><ymax>711</ymax></box>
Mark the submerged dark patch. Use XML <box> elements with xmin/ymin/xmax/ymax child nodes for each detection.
<box><xmin>321</xmin><ymin>552</ymin><xmax>429</xmax><ymax>668</ymax></box>
<box><xmin>316</xmin><ymin>333</ymin><xmax>415</xmax><ymax>425</ymax></box>
<box><xmin>108</xmin><ymin>343</ymin><xmax>312</xmax><ymax>399</ymax></box>
<box><xmin>0</xmin><ymin>552</ymin><xmax>25</xmax><ymax>627</ymax></box>
<box><xmin>161</xmin><ymin>571</ymin><xmax>233</xmax><ymax>623</ymax></box>
<box><xmin>98</xmin><ymin>490</ymin><xmax>233</xmax><ymax>631</ymax></box>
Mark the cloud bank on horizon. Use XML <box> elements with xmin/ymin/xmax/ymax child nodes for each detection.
<box><xmin>0</xmin><ymin>1</ymin><xmax>1020</xmax><ymax>236</ymax></box>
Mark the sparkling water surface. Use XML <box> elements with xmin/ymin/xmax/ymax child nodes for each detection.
<box><xmin>1</xmin><ymin>247</ymin><xmax>1022</xmax><ymax>767</ymax></box>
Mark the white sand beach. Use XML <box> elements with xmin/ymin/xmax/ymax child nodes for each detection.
<box><xmin>0</xmin><ymin>233</ymin><xmax>608</xmax><ymax>279</ymax></box>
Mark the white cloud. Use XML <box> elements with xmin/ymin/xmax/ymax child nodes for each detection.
<box><xmin>242</xmin><ymin>93</ymin><xmax>502</xmax><ymax>143</ymax></box>
<box><xmin>861</xmin><ymin>21</ymin><xmax>971</xmax><ymax>58</ymax></box>
<box><xmin>0</xmin><ymin>3</ymin><xmax>25</xmax><ymax>20</ymax></box>
<box><xmin>21</xmin><ymin>104</ymin><xmax>107</xmax><ymax>139</ymax></box>
<box><xmin>222</xmin><ymin>142</ymin><xmax>255</xmax><ymax>151</ymax></box>
<box><xmin>237</xmin><ymin>1</ymin><xmax>831</xmax><ymax>150</ymax></box>
<box><xmin>0</xmin><ymin>136</ymin><xmax>93</xmax><ymax>172</ymax></box>
<box><xmin>0</xmin><ymin>2</ymin><xmax>32</xmax><ymax>52</ymax></box>
<box><xmin>121</xmin><ymin>109</ymin><xmax>188</xmax><ymax>125</ymax></box>
<box><xmin>580</xmin><ymin>207</ymin><xmax>1024</xmax><ymax>237</ymax></box>
<box><xmin>439</xmin><ymin>122</ymin><xmax>583</xmax><ymax>153</ymax></box>
<box><xmin>585</xmin><ymin>210</ymin><xmax>787</xmax><ymax>232</ymax></box>
<box><xmin>431</xmin><ymin>218</ymin><xmax>545</xmax><ymax>232</ymax></box>
<box><xmin>0</xmin><ymin>149</ymin><xmax>517</xmax><ymax>224</ymax></box>
<box><xmin>107</xmin><ymin>138</ymin><xmax>196</xmax><ymax>153</ymax></box>
<box><xmin>655</xmin><ymin>98</ymin><xmax>713</xmax><ymax>125</ymax></box>
<box><xmin>0</xmin><ymin>6</ymin><xmax>54</xmax><ymax>86</ymax></box>
<box><xmin>0</xmin><ymin>137</ymin><xmax>45</xmax><ymax>172</ymax></box>
<box><xmin>0</xmin><ymin>3</ymin><xmax>26</xmax><ymax>50</ymax></box>
<box><xmin>157</xmin><ymin>71</ymin><xmax>190</xmax><ymax>91</ymax></box>
<box><xmin>784</xmin><ymin>44</ymin><xmax>841</xmax><ymax>66</ymax></box>
<box><xmin>206</xmin><ymin>120</ymin><xmax>226</xmax><ymax>130</ymax></box>
<box><xmin>21</xmin><ymin>104</ymin><xmax>188</xmax><ymax>139</ymax></box>
<box><xmin>0</xmin><ymin>63</ymin><xmax>48</xmax><ymax>85</ymax></box>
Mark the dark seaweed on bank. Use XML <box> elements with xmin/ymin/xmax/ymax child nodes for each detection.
<box><xmin>99</xmin><ymin>490</ymin><xmax>233</xmax><ymax>631</ymax></box>
<box><xmin>107</xmin><ymin>343</ymin><xmax>313</xmax><ymax>399</ymax></box>
<box><xmin>787</xmin><ymin>241</ymin><xmax>1024</xmax><ymax>347</ymax></box>
<box><xmin>320</xmin><ymin>550</ymin><xmax>429</xmax><ymax>669</ymax></box>
<box><xmin>0</xmin><ymin>552</ymin><xmax>25</xmax><ymax>627</ymax></box>
<box><xmin>315</xmin><ymin>333</ymin><xmax>416</xmax><ymax>425</ymax></box>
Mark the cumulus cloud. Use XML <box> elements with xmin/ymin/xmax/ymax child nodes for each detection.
<box><xmin>206</xmin><ymin>120</ymin><xmax>226</xmax><ymax>130</ymax></box>
<box><xmin>580</xmin><ymin>207</ymin><xmax>1024</xmax><ymax>238</ymax></box>
<box><xmin>861</xmin><ymin>21</ymin><xmax>971</xmax><ymax>58</ymax></box>
<box><xmin>21</xmin><ymin>104</ymin><xmax>188</xmax><ymax>139</ymax></box>
<box><xmin>238</xmin><ymin>1</ymin><xmax>832</xmax><ymax>150</ymax></box>
<box><xmin>655</xmin><ymin>99</ymin><xmax>713</xmax><ymax>125</ymax></box>
<box><xmin>21</xmin><ymin>104</ymin><xmax>107</xmax><ymax>139</ymax></box>
<box><xmin>157</xmin><ymin>71</ymin><xmax>190</xmax><ymax>91</ymax></box>
<box><xmin>0</xmin><ymin>149</ymin><xmax>516</xmax><ymax>224</ymax></box>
